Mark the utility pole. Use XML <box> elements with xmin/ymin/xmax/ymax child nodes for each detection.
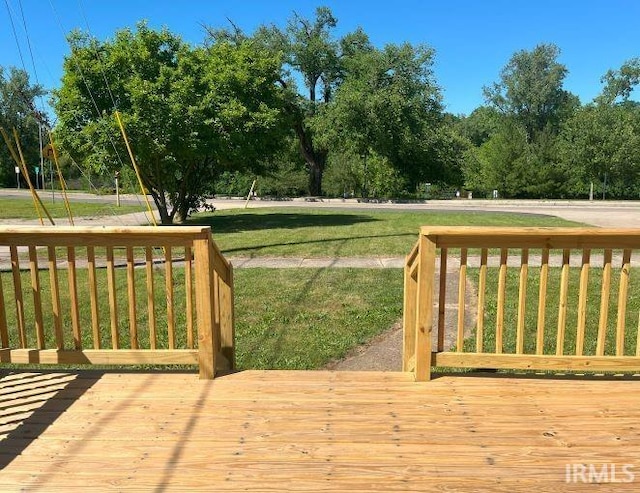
<box><xmin>115</xmin><ymin>170</ymin><xmax>121</xmax><ymax>207</ymax></box>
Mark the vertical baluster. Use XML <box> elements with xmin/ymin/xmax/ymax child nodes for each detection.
<box><xmin>496</xmin><ymin>248</ymin><xmax>508</xmax><ymax>354</ymax></box>
<box><xmin>213</xmin><ymin>269</ymin><xmax>221</xmax><ymax>353</ymax></box>
<box><xmin>28</xmin><ymin>246</ymin><xmax>45</xmax><ymax>349</ymax></box>
<box><xmin>456</xmin><ymin>248</ymin><xmax>467</xmax><ymax>352</ymax></box>
<box><xmin>0</xmin><ymin>271</ymin><xmax>8</xmax><ymax>348</ymax></box>
<box><xmin>516</xmin><ymin>249</ymin><xmax>529</xmax><ymax>354</ymax></box>
<box><xmin>67</xmin><ymin>247</ymin><xmax>81</xmax><ymax>349</ymax></box>
<box><xmin>476</xmin><ymin>249</ymin><xmax>488</xmax><ymax>353</ymax></box>
<box><xmin>576</xmin><ymin>249</ymin><xmax>591</xmax><ymax>355</ymax></box>
<box><xmin>596</xmin><ymin>250</ymin><xmax>612</xmax><ymax>356</ymax></box>
<box><xmin>48</xmin><ymin>247</ymin><xmax>63</xmax><ymax>349</ymax></box>
<box><xmin>556</xmin><ymin>249</ymin><xmax>570</xmax><ymax>355</ymax></box>
<box><xmin>185</xmin><ymin>246</ymin><xmax>194</xmax><ymax>349</ymax></box>
<box><xmin>437</xmin><ymin>248</ymin><xmax>448</xmax><ymax>352</ymax></box>
<box><xmin>220</xmin><ymin>263</ymin><xmax>235</xmax><ymax>369</ymax></box>
<box><xmin>86</xmin><ymin>246</ymin><xmax>100</xmax><ymax>349</ymax></box>
<box><xmin>536</xmin><ymin>249</ymin><xmax>550</xmax><ymax>355</ymax></box>
<box><xmin>165</xmin><ymin>246</ymin><xmax>175</xmax><ymax>349</ymax></box>
<box><xmin>10</xmin><ymin>246</ymin><xmax>26</xmax><ymax>348</ymax></box>
<box><xmin>106</xmin><ymin>246</ymin><xmax>119</xmax><ymax>349</ymax></box>
<box><xmin>616</xmin><ymin>250</ymin><xmax>632</xmax><ymax>356</ymax></box>
<box><xmin>126</xmin><ymin>246</ymin><xmax>138</xmax><ymax>349</ymax></box>
<box><xmin>146</xmin><ymin>247</ymin><xmax>157</xmax><ymax>349</ymax></box>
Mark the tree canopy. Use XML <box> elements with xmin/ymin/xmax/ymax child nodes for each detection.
<box><xmin>54</xmin><ymin>23</ymin><xmax>287</xmax><ymax>223</ymax></box>
<box><xmin>3</xmin><ymin>6</ymin><xmax>634</xmax><ymax>204</ymax></box>
<box><xmin>0</xmin><ymin>66</ymin><xmax>46</xmax><ymax>187</ymax></box>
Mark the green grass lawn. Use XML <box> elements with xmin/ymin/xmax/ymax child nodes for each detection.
<box><xmin>1</xmin><ymin>265</ymin><xmax>403</xmax><ymax>370</ymax></box>
<box><xmin>465</xmin><ymin>266</ymin><xmax>640</xmax><ymax>357</ymax></box>
<box><xmin>235</xmin><ymin>268</ymin><xmax>402</xmax><ymax>369</ymax></box>
<box><xmin>189</xmin><ymin>207</ymin><xmax>581</xmax><ymax>257</ymax></box>
<box><xmin>0</xmin><ymin>205</ymin><xmax>597</xmax><ymax>373</ymax></box>
<box><xmin>0</xmin><ymin>197</ymin><xmax>146</xmax><ymax>219</ymax></box>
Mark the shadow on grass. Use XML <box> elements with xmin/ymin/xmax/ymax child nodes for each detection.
<box><xmin>188</xmin><ymin>212</ymin><xmax>380</xmax><ymax>233</ymax></box>
<box><xmin>222</xmin><ymin>232</ymin><xmax>415</xmax><ymax>255</ymax></box>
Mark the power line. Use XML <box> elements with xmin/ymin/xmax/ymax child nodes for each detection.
<box><xmin>3</xmin><ymin>0</ymin><xmax>27</xmax><ymax>71</ymax></box>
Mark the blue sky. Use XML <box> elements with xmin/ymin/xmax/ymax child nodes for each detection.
<box><xmin>2</xmin><ymin>0</ymin><xmax>639</xmax><ymax>116</ymax></box>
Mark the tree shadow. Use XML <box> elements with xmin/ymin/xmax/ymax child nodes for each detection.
<box><xmin>222</xmin><ymin>232</ymin><xmax>414</xmax><ymax>255</ymax></box>
<box><xmin>188</xmin><ymin>212</ymin><xmax>380</xmax><ymax>233</ymax></box>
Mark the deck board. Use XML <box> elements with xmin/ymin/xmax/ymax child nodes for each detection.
<box><xmin>1</xmin><ymin>370</ymin><xmax>640</xmax><ymax>491</ymax></box>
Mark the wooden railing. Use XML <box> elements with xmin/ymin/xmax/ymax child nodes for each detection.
<box><xmin>0</xmin><ymin>226</ymin><xmax>234</xmax><ymax>379</ymax></box>
<box><xmin>404</xmin><ymin>227</ymin><xmax>640</xmax><ymax>381</ymax></box>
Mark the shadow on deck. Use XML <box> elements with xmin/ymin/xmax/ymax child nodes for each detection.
<box><xmin>2</xmin><ymin>369</ymin><xmax>640</xmax><ymax>492</ymax></box>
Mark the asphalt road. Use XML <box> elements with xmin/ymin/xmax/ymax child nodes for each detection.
<box><xmin>2</xmin><ymin>188</ymin><xmax>639</xmax><ymax>228</ymax></box>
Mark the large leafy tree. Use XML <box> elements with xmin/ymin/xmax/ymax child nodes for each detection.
<box><xmin>599</xmin><ymin>58</ymin><xmax>640</xmax><ymax>104</ymax></box>
<box><xmin>253</xmin><ymin>7</ymin><xmax>368</xmax><ymax>196</ymax></box>
<box><xmin>483</xmin><ymin>43</ymin><xmax>576</xmax><ymax>142</ymax></box>
<box><xmin>559</xmin><ymin>102</ymin><xmax>640</xmax><ymax>199</ymax></box>
<box><xmin>54</xmin><ymin>23</ymin><xmax>287</xmax><ymax>223</ymax></box>
<box><xmin>0</xmin><ymin>66</ymin><xmax>46</xmax><ymax>187</ymax></box>
<box><xmin>319</xmin><ymin>40</ymin><xmax>447</xmax><ymax>193</ymax></box>
<box><xmin>466</xmin><ymin>44</ymin><xmax>578</xmax><ymax>197</ymax></box>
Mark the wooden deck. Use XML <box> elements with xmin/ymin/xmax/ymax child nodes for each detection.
<box><xmin>2</xmin><ymin>370</ymin><xmax>640</xmax><ymax>492</ymax></box>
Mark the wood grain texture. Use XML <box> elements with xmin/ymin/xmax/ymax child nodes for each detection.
<box><xmin>476</xmin><ymin>249</ymin><xmax>488</xmax><ymax>353</ymax></box>
<box><xmin>536</xmin><ymin>248</ymin><xmax>550</xmax><ymax>355</ymax></box>
<box><xmin>616</xmin><ymin>250</ymin><xmax>632</xmax><ymax>356</ymax></box>
<box><xmin>456</xmin><ymin>248</ymin><xmax>467</xmax><ymax>351</ymax></box>
<box><xmin>414</xmin><ymin>235</ymin><xmax>435</xmax><ymax>381</ymax></box>
<box><xmin>0</xmin><ymin>226</ymin><xmax>233</xmax><ymax>379</ymax></box>
<box><xmin>597</xmin><ymin>249</ymin><xmax>613</xmax><ymax>356</ymax></box>
<box><xmin>2</xmin><ymin>370</ymin><xmax>640</xmax><ymax>492</ymax></box>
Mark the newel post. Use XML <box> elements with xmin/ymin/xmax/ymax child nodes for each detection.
<box><xmin>194</xmin><ymin>237</ymin><xmax>219</xmax><ymax>379</ymax></box>
<box><xmin>414</xmin><ymin>232</ymin><xmax>436</xmax><ymax>381</ymax></box>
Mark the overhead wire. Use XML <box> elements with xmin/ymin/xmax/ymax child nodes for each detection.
<box><xmin>17</xmin><ymin>0</ymin><xmax>47</xmax><ymax>119</ymax></box>
<box><xmin>3</xmin><ymin>0</ymin><xmax>26</xmax><ymax>71</ymax></box>
<box><xmin>47</xmin><ymin>0</ymin><xmax>153</xmax><ymax>225</ymax></box>
<box><xmin>75</xmin><ymin>0</ymin><xmax>155</xmax><ymax>224</ymax></box>
<box><xmin>2</xmin><ymin>0</ymin><xmax>57</xmax><ymax>223</ymax></box>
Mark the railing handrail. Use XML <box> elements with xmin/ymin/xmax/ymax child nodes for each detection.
<box><xmin>420</xmin><ymin>226</ymin><xmax>640</xmax><ymax>249</ymax></box>
<box><xmin>0</xmin><ymin>225</ymin><xmax>233</xmax><ymax>379</ymax></box>
<box><xmin>404</xmin><ymin>226</ymin><xmax>640</xmax><ymax>381</ymax></box>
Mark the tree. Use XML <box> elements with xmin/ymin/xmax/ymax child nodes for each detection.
<box><xmin>253</xmin><ymin>7</ymin><xmax>368</xmax><ymax>196</ymax></box>
<box><xmin>318</xmin><ymin>40</ymin><xmax>447</xmax><ymax>194</ymax></box>
<box><xmin>0</xmin><ymin>66</ymin><xmax>46</xmax><ymax>187</ymax></box>
<box><xmin>483</xmin><ymin>44</ymin><xmax>576</xmax><ymax>142</ymax></box>
<box><xmin>456</xmin><ymin>106</ymin><xmax>501</xmax><ymax>147</ymax></box>
<box><xmin>600</xmin><ymin>58</ymin><xmax>640</xmax><ymax>104</ymax></box>
<box><xmin>559</xmin><ymin>103</ymin><xmax>640</xmax><ymax>198</ymax></box>
<box><xmin>54</xmin><ymin>23</ymin><xmax>287</xmax><ymax>223</ymax></box>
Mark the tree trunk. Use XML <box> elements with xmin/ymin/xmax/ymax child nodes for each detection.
<box><xmin>308</xmin><ymin>159</ymin><xmax>323</xmax><ymax>196</ymax></box>
<box><xmin>157</xmin><ymin>205</ymin><xmax>173</xmax><ymax>225</ymax></box>
<box><xmin>150</xmin><ymin>191</ymin><xmax>173</xmax><ymax>225</ymax></box>
<box><xmin>292</xmin><ymin>118</ymin><xmax>326</xmax><ymax>196</ymax></box>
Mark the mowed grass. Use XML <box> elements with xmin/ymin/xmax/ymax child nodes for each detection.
<box><xmin>189</xmin><ymin>207</ymin><xmax>582</xmax><ymax>257</ymax></box>
<box><xmin>465</xmin><ymin>264</ymin><xmax>640</xmax><ymax>357</ymax></box>
<box><xmin>0</xmin><ymin>197</ymin><xmax>145</xmax><ymax>219</ymax></box>
<box><xmin>1</xmin><ymin>264</ymin><xmax>403</xmax><ymax>370</ymax></box>
<box><xmin>234</xmin><ymin>268</ymin><xmax>403</xmax><ymax>369</ymax></box>
<box><xmin>0</xmin><ymin>205</ymin><xmax>589</xmax><ymax>372</ymax></box>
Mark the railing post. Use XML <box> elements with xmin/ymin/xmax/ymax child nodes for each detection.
<box><xmin>194</xmin><ymin>237</ymin><xmax>218</xmax><ymax>379</ymax></box>
<box><xmin>219</xmin><ymin>263</ymin><xmax>236</xmax><ymax>370</ymax></box>
<box><xmin>402</xmin><ymin>247</ymin><xmax>418</xmax><ymax>372</ymax></box>
<box><xmin>415</xmin><ymin>233</ymin><xmax>436</xmax><ymax>381</ymax></box>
